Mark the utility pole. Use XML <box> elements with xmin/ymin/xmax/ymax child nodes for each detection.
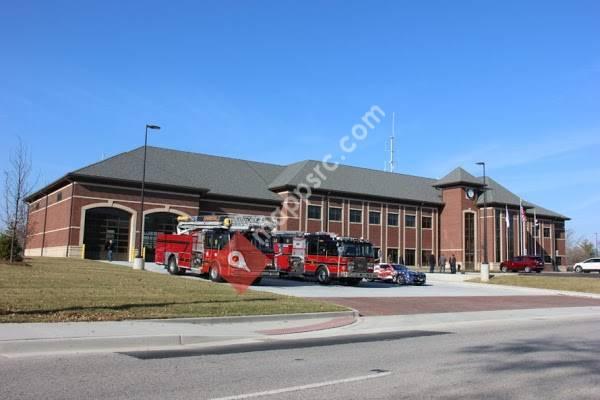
<box><xmin>595</xmin><ymin>232</ymin><xmax>599</xmax><ymax>257</ymax></box>
<box><xmin>476</xmin><ymin>162</ymin><xmax>489</xmax><ymax>281</ymax></box>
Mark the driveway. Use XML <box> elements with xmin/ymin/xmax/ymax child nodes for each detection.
<box><xmin>114</xmin><ymin>262</ymin><xmax>600</xmax><ymax>316</ymax></box>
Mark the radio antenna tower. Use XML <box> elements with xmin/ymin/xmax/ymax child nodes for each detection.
<box><xmin>388</xmin><ymin>112</ymin><xmax>396</xmax><ymax>172</ymax></box>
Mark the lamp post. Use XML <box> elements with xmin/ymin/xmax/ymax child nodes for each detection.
<box><xmin>133</xmin><ymin>124</ymin><xmax>161</xmax><ymax>270</ymax></box>
<box><xmin>476</xmin><ymin>161</ymin><xmax>489</xmax><ymax>281</ymax></box>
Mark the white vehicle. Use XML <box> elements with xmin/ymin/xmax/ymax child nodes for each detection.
<box><xmin>573</xmin><ymin>258</ymin><xmax>600</xmax><ymax>273</ymax></box>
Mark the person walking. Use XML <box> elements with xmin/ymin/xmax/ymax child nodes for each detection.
<box><xmin>439</xmin><ymin>254</ymin><xmax>447</xmax><ymax>273</ymax></box>
<box><xmin>105</xmin><ymin>239</ymin><xmax>114</xmax><ymax>262</ymax></box>
<box><xmin>449</xmin><ymin>254</ymin><xmax>457</xmax><ymax>274</ymax></box>
<box><xmin>428</xmin><ymin>253</ymin><xmax>436</xmax><ymax>273</ymax></box>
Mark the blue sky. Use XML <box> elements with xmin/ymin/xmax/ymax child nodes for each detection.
<box><xmin>1</xmin><ymin>1</ymin><xmax>599</xmax><ymax>241</ymax></box>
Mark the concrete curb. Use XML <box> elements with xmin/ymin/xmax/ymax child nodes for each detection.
<box><xmin>141</xmin><ymin>310</ymin><xmax>358</xmax><ymax>325</ymax></box>
<box><xmin>0</xmin><ymin>311</ymin><xmax>360</xmax><ymax>357</ymax></box>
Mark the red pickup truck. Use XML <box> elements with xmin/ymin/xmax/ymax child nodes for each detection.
<box><xmin>500</xmin><ymin>256</ymin><xmax>544</xmax><ymax>273</ymax></box>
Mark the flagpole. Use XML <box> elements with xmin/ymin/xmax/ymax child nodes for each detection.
<box><xmin>518</xmin><ymin>201</ymin><xmax>522</xmax><ymax>256</ymax></box>
<box><xmin>505</xmin><ymin>210</ymin><xmax>508</xmax><ymax>260</ymax></box>
<box><xmin>533</xmin><ymin>208</ymin><xmax>537</xmax><ymax>256</ymax></box>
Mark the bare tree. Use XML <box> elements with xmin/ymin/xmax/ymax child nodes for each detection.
<box><xmin>2</xmin><ymin>138</ymin><xmax>34</xmax><ymax>262</ymax></box>
<box><xmin>566</xmin><ymin>229</ymin><xmax>596</xmax><ymax>265</ymax></box>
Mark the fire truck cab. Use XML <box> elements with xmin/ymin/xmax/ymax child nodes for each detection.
<box><xmin>155</xmin><ymin>214</ymin><xmax>278</xmax><ymax>283</ymax></box>
<box><xmin>273</xmin><ymin>231</ymin><xmax>376</xmax><ymax>285</ymax></box>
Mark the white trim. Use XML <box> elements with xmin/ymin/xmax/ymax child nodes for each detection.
<box><xmin>73</xmin><ymin>195</ymin><xmax>199</xmax><ymax>210</ymax></box>
<box><xmin>141</xmin><ymin>207</ymin><xmax>191</xmax><ymax>240</ymax></box>
<box><xmin>28</xmin><ymin>183</ymin><xmax>74</xmax><ymax>208</ymax></box>
<box><xmin>28</xmin><ymin>195</ymin><xmax>73</xmax><ymax>216</ymax></box>
<box><xmin>79</xmin><ymin>202</ymin><xmax>138</xmax><ymax>260</ymax></box>
<box><xmin>29</xmin><ymin>226</ymin><xmax>80</xmax><ymax>236</ymax></box>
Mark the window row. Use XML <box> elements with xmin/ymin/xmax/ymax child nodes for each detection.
<box><xmin>307</xmin><ymin>205</ymin><xmax>432</xmax><ymax>228</ymax></box>
<box><xmin>384</xmin><ymin>248</ymin><xmax>433</xmax><ymax>266</ymax></box>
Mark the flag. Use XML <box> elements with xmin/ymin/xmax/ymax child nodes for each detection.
<box><xmin>520</xmin><ymin>199</ymin><xmax>527</xmax><ymax>223</ymax></box>
<box><xmin>505</xmin><ymin>205</ymin><xmax>510</xmax><ymax>228</ymax></box>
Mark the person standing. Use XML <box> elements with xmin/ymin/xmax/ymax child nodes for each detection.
<box><xmin>439</xmin><ymin>254</ymin><xmax>447</xmax><ymax>273</ymax></box>
<box><xmin>105</xmin><ymin>239</ymin><xmax>114</xmax><ymax>262</ymax></box>
<box><xmin>449</xmin><ymin>254</ymin><xmax>457</xmax><ymax>274</ymax></box>
<box><xmin>428</xmin><ymin>253</ymin><xmax>436</xmax><ymax>273</ymax></box>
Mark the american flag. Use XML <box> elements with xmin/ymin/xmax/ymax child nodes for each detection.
<box><xmin>520</xmin><ymin>199</ymin><xmax>527</xmax><ymax>223</ymax></box>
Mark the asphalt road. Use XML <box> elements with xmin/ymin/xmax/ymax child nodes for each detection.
<box><xmin>2</xmin><ymin>314</ymin><xmax>599</xmax><ymax>400</ymax></box>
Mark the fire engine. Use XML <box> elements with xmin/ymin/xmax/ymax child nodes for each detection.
<box><xmin>155</xmin><ymin>214</ymin><xmax>279</xmax><ymax>284</ymax></box>
<box><xmin>273</xmin><ymin>231</ymin><xmax>376</xmax><ymax>285</ymax></box>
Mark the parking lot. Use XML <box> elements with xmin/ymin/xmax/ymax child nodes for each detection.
<box><xmin>131</xmin><ymin>262</ymin><xmax>600</xmax><ymax>316</ymax></box>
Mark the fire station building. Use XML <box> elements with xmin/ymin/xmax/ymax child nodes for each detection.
<box><xmin>25</xmin><ymin>146</ymin><xmax>568</xmax><ymax>270</ymax></box>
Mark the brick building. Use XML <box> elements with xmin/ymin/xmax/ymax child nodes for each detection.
<box><xmin>25</xmin><ymin>146</ymin><xmax>568</xmax><ymax>270</ymax></box>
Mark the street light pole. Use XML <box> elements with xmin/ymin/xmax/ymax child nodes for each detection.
<box><xmin>133</xmin><ymin>124</ymin><xmax>161</xmax><ymax>270</ymax></box>
<box><xmin>476</xmin><ymin>162</ymin><xmax>489</xmax><ymax>281</ymax></box>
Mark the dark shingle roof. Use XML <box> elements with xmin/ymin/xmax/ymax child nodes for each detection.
<box><xmin>27</xmin><ymin>146</ymin><xmax>566</xmax><ymax>220</ymax></box>
<box><xmin>526</xmin><ymin>203</ymin><xmax>569</xmax><ymax>220</ymax></box>
<box><xmin>270</xmin><ymin>161</ymin><xmax>443</xmax><ymax>204</ymax></box>
<box><xmin>434</xmin><ymin>167</ymin><xmax>484</xmax><ymax>188</ymax></box>
<box><xmin>476</xmin><ymin>177</ymin><xmax>530</xmax><ymax>208</ymax></box>
<box><xmin>475</xmin><ymin>177</ymin><xmax>569</xmax><ymax>220</ymax></box>
<box><xmin>74</xmin><ymin>147</ymin><xmax>285</xmax><ymax>202</ymax></box>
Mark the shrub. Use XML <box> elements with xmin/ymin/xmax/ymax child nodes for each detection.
<box><xmin>0</xmin><ymin>233</ymin><xmax>23</xmax><ymax>262</ymax></box>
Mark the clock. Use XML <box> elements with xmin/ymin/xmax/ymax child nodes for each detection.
<box><xmin>466</xmin><ymin>188</ymin><xmax>476</xmax><ymax>199</ymax></box>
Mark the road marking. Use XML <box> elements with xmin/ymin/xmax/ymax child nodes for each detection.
<box><xmin>209</xmin><ymin>371</ymin><xmax>392</xmax><ymax>400</ymax></box>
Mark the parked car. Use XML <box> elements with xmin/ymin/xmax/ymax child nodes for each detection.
<box><xmin>499</xmin><ymin>256</ymin><xmax>544</xmax><ymax>273</ymax></box>
<box><xmin>373</xmin><ymin>263</ymin><xmax>427</xmax><ymax>285</ymax></box>
<box><xmin>393</xmin><ymin>264</ymin><xmax>426</xmax><ymax>285</ymax></box>
<box><xmin>573</xmin><ymin>258</ymin><xmax>600</xmax><ymax>273</ymax></box>
<box><xmin>372</xmin><ymin>263</ymin><xmax>397</xmax><ymax>282</ymax></box>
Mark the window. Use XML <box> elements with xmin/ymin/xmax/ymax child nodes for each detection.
<box><xmin>387</xmin><ymin>213</ymin><xmax>398</xmax><ymax>226</ymax></box>
<box><xmin>307</xmin><ymin>237</ymin><xmax>319</xmax><ymax>255</ymax></box>
<box><xmin>422</xmin><ymin>216</ymin><xmax>432</xmax><ymax>229</ymax></box>
<box><xmin>56</xmin><ymin>192</ymin><xmax>63</xmax><ymax>202</ymax></box>
<box><xmin>404</xmin><ymin>249</ymin><xmax>416</xmax><ymax>266</ymax></box>
<box><xmin>405</xmin><ymin>215</ymin><xmax>416</xmax><ymax>227</ymax></box>
<box><xmin>386</xmin><ymin>248</ymin><xmax>398</xmax><ymax>263</ymax></box>
<box><xmin>328</xmin><ymin>207</ymin><xmax>342</xmax><ymax>222</ymax></box>
<box><xmin>204</xmin><ymin>230</ymin><xmax>230</xmax><ymax>250</ymax></box>
<box><xmin>350</xmin><ymin>209</ymin><xmax>362</xmax><ymax>223</ymax></box>
<box><xmin>373</xmin><ymin>247</ymin><xmax>381</xmax><ymax>259</ymax></box>
<box><xmin>421</xmin><ymin>249</ymin><xmax>432</xmax><ymax>265</ymax></box>
<box><xmin>369</xmin><ymin>211</ymin><xmax>380</xmax><ymax>225</ymax></box>
<box><xmin>495</xmin><ymin>210</ymin><xmax>501</xmax><ymax>263</ymax></box>
<box><xmin>307</xmin><ymin>205</ymin><xmax>321</xmax><ymax>220</ymax></box>
<box><xmin>543</xmin><ymin>227</ymin><xmax>550</xmax><ymax>238</ymax></box>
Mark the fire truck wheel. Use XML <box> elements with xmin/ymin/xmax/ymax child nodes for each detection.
<box><xmin>316</xmin><ymin>266</ymin><xmax>331</xmax><ymax>285</ymax></box>
<box><xmin>209</xmin><ymin>264</ymin><xmax>224</xmax><ymax>282</ymax></box>
<box><xmin>167</xmin><ymin>257</ymin><xmax>180</xmax><ymax>275</ymax></box>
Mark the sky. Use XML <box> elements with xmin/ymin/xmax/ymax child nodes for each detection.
<box><xmin>1</xmin><ymin>0</ymin><xmax>599</xmax><ymax>243</ymax></box>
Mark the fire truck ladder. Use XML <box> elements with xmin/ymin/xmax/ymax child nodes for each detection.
<box><xmin>176</xmin><ymin>214</ymin><xmax>277</xmax><ymax>235</ymax></box>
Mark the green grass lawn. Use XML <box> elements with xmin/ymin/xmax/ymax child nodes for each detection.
<box><xmin>0</xmin><ymin>257</ymin><xmax>345</xmax><ymax>323</ymax></box>
<box><xmin>470</xmin><ymin>275</ymin><xmax>600</xmax><ymax>294</ymax></box>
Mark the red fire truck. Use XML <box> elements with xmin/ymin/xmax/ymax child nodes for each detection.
<box><xmin>155</xmin><ymin>214</ymin><xmax>278</xmax><ymax>284</ymax></box>
<box><xmin>273</xmin><ymin>232</ymin><xmax>376</xmax><ymax>285</ymax></box>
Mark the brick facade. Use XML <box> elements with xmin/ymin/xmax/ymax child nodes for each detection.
<box><xmin>24</xmin><ymin>153</ymin><xmax>568</xmax><ymax>269</ymax></box>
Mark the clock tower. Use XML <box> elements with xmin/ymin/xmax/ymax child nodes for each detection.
<box><xmin>434</xmin><ymin>167</ymin><xmax>486</xmax><ymax>271</ymax></box>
